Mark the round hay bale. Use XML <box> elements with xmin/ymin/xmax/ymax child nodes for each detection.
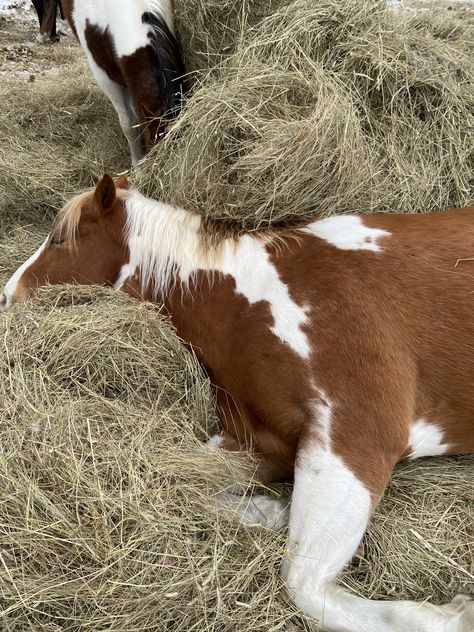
<box><xmin>173</xmin><ymin>0</ymin><xmax>289</xmax><ymax>76</ymax></box>
<box><xmin>135</xmin><ymin>0</ymin><xmax>474</xmax><ymax>229</ymax></box>
<box><xmin>0</xmin><ymin>285</ymin><xmax>472</xmax><ymax>629</ymax></box>
<box><xmin>0</xmin><ymin>59</ymin><xmax>129</xmax><ymax>226</ymax></box>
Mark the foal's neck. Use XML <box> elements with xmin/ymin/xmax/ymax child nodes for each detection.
<box><xmin>124</xmin><ymin>190</ymin><xmax>252</xmax><ymax>299</ymax></box>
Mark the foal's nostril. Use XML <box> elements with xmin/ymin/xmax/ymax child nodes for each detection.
<box><xmin>0</xmin><ymin>292</ymin><xmax>8</xmax><ymax>310</ymax></box>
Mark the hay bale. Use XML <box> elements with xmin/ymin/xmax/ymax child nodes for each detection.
<box><xmin>173</xmin><ymin>0</ymin><xmax>474</xmax><ymax>76</ymax></box>
<box><xmin>0</xmin><ymin>284</ymin><xmax>472</xmax><ymax>630</ymax></box>
<box><xmin>173</xmin><ymin>0</ymin><xmax>289</xmax><ymax>76</ymax></box>
<box><xmin>0</xmin><ymin>58</ymin><xmax>129</xmax><ymax>227</ymax></box>
<box><xmin>135</xmin><ymin>0</ymin><xmax>474</xmax><ymax>229</ymax></box>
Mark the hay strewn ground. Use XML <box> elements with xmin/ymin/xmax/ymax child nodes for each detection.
<box><xmin>0</xmin><ymin>5</ymin><xmax>129</xmax><ymax>229</ymax></box>
<box><xmin>0</xmin><ymin>0</ymin><xmax>473</xmax><ymax>629</ymax></box>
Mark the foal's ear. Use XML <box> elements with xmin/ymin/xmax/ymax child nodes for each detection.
<box><xmin>94</xmin><ymin>173</ymin><xmax>116</xmax><ymax>214</ymax></box>
<box><xmin>115</xmin><ymin>173</ymin><xmax>129</xmax><ymax>190</ymax></box>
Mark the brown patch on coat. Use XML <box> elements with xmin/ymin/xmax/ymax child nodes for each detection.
<box><xmin>59</xmin><ymin>0</ymin><xmax>76</xmax><ymax>37</ymax></box>
<box><xmin>269</xmin><ymin>208</ymin><xmax>474</xmax><ymax>497</ymax></box>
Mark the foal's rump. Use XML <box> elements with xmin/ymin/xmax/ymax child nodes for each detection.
<box><xmin>298</xmin><ymin>207</ymin><xmax>474</xmax><ymax>461</ymax></box>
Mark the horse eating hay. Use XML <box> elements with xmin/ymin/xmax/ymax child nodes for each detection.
<box><xmin>60</xmin><ymin>0</ymin><xmax>187</xmax><ymax>164</ymax></box>
<box><xmin>1</xmin><ymin>174</ymin><xmax>473</xmax><ymax>632</ymax></box>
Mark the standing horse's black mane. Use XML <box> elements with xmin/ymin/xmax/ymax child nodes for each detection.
<box><xmin>143</xmin><ymin>11</ymin><xmax>188</xmax><ymax>122</ymax></box>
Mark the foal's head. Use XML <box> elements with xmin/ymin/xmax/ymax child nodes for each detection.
<box><xmin>1</xmin><ymin>175</ymin><xmax>130</xmax><ymax>309</ymax></box>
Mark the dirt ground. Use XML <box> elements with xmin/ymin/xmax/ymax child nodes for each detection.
<box><xmin>0</xmin><ymin>0</ymin><xmax>80</xmax><ymax>78</ymax></box>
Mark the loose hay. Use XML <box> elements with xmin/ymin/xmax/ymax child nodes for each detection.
<box><xmin>0</xmin><ymin>58</ymin><xmax>129</xmax><ymax>228</ymax></box>
<box><xmin>0</xmin><ymin>285</ymin><xmax>472</xmax><ymax>630</ymax></box>
<box><xmin>173</xmin><ymin>0</ymin><xmax>289</xmax><ymax>76</ymax></box>
<box><xmin>135</xmin><ymin>0</ymin><xmax>474</xmax><ymax>229</ymax></box>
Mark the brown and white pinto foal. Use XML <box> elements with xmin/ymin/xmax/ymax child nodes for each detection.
<box><xmin>60</xmin><ymin>0</ymin><xmax>186</xmax><ymax>164</ymax></box>
<box><xmin>2</xmin><ymin>175</ymin><xmax>473</xmax><ymax>632</ymax></box>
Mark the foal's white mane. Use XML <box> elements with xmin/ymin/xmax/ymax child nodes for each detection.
<box><xmin>124</xmin><ymin>190</ymin><xmax>232</xmax><ymax>297</ymax></box>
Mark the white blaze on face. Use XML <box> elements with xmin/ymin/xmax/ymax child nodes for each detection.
<box><xmin>0</xmin><ymin>237</ymin><xmax>49</xmax><ymax>310</ymax></box>
<box><xmin>305</xmin><ymin>215</ymin><xmax>390</xmax><ymax>252</ymax></box>
<box><xmin>408</xmin><ymin>419</ymin><xmax>450</xmax><ymax>459</ymax></box>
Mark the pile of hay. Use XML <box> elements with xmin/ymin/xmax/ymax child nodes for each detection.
<box><xmin>0</xmin><ymin>285</ymin><xmax>472</xmax><ymax>630</ymax></box>
<box><xmin>135</xmin><ymin>0</ymin><xmax>474</xmax><ymax>228</ymax></box>
<box><xmin>173</xmin><ymin>0</ymin><xmax>288</xmax><ymax>75</ymax></box>
<box><xmin>0</xmin><ymin>58</ymin><xmax>129</xmax><ymax>228</ymax></box>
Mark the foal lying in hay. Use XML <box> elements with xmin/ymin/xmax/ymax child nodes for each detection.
<box><xmin>1</xmin><ymin>174</ymin><xmax>473</xmax><ymax>631</ymax></box>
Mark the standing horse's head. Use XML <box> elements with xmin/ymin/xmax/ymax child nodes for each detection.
<box><xmin>1</xmin><ymin>174</ymin><xmax>130</xmax><ymax>310</ymax></box>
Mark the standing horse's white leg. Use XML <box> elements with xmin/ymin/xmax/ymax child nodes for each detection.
<box><xmin>85</xmin><ymin>58</ymin><xmax>144</xmax><ymax>165</ymax></box>
<box><xmin>282</xmin><ymin>436</ymin><xmax>472</xmax><ymax>632</ymax></box>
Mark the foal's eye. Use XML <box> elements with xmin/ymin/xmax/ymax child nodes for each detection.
<box><xmin>51</xmin><ymin>236</ymin><xmax>64</xmax><ymax>246</ymax></box>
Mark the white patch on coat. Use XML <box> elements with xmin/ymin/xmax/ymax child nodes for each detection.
<box><xmin>408</xmin><ymin>419</ymin><xmax>450</xmax><ymax>459</ymax></box>
<box><xmin>1</xmin><ymin>237</ymin><xmax>49</xmax><ymax>309</ymax></box>
<box><xmin>283</xmin><ymin>438</ymin><xmax>469</xmax><ymax>631</ymax></box>
<box><xmin>71</xmin><ymin>0</ymin><xmax>174</xmax><ymax>59</ymax></box>
<box><xmin>310</xmin><ymin>386</ymin><xmax>333</xmax><ymax>447</ymax></box>
<box><xmin>124</xmin><ymin>190</ymin><xmax>312</xmax><ymax>359</ymax></box>
<box><xmin>218</xmin><ymin>236</ymin><xmax>311</xmax><ymax>359</ymax></box>
<box><xmin>304</xmin><ymin>215</ymin><xmax>390</xmax><ymax>252</ymax></box>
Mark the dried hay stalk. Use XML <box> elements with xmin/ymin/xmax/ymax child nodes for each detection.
<box><xmin>134</xmin><ymin>0</ymin><xmax>474</xmax><ymax>229</ymax></box>
<box><xmin>0</xmin><ymin>58</ymin><xmax>129</xmax><ymax>228</ymax></box>
<box><xmin>0</xmin><ymin>283</ymin><xmax>472</xmax><ymax>630</ymax></box>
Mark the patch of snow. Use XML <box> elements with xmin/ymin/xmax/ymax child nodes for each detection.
<box><xmin>0</xmin><ymin>1</ymin><xmax>30</xmax><ymax>16</ymax></box>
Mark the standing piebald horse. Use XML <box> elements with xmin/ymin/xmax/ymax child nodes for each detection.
<box><xmin>60</xmin><ymin>0</ymin><xmax>186</xmax><ymax>164</ymax></box>
<box><xmin>1</xmin><ymin>175</ymin><xmax>473</xmax><ymax>632</ymax></box>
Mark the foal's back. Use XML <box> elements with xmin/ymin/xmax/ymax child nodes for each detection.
<box><xmin>275</xmin><ymin>207</ymin><xmax>474</xmax><ymax>481</ymax></box>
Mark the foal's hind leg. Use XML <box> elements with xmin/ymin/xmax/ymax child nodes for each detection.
<box><xmin>206</xmin><ymin>430</ymin><xmax>290</xmax><ymax>530</ymax></box>
<box><xmin>283</xmin><ymin>403</ymin><xmax>472</xmax><ymax>632</ymax></box>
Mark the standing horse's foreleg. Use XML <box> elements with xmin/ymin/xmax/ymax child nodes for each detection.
<box><xmin>282</xmin><ymin>405</ymin><xmax>472</xmax><ymax>632</ymax></box>
<box><xmin>31</xmin><ymin>0</ymin><xmax>44</xmax><ymax>28</ymax></box>
<box><xmin>85</xmin><ymin>59</ymin><xmax>144</xmax><ymax>166</ymax></box>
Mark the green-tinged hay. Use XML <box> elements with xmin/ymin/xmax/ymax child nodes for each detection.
<box><xmin>0</xmin><ymin>58</ymin><xmax>129</xmax><ymax>227</ymax></box>
<box><xmin>0</xmin><ymin>283</ymin><xmax>472</xmax><ymax>630</ymax></box>
<box><xmin>135</xmin><ymin>0</ymin><xmax>473</xmax><ymax>229</ymax></box>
